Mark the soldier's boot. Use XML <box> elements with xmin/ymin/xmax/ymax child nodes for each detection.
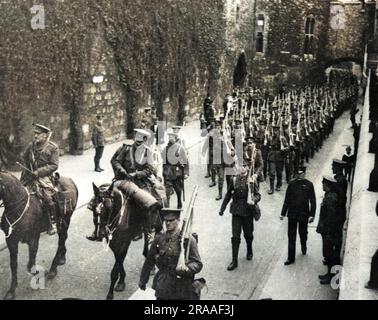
<box><xmin>216</xmin><ymin>184</ymin><xmax>223</xmax><ymax>201</ymax></box>
<box><xmin>176</xmin><ymin>191</ymin><xmax>182</xmax><ymax>209</ymax></box>
<box><xmin>209</xmin><ymin>170</ymin><xmax>216</xmax><ymax>187</ymax></box>
<box><xmin>94</xmin><ymin>159</ymin><xmax>101</xmax><ymax>172</ymax></box>
<box><xmin>245</xmin><ymin>237</ymin><xmax>253</xmax><ymax>260</ymax></box>
<box><xmin>47</xmin><ymin>205</ymin><xmax>58</xmax><ymax>236</ymax></box>
<box><xmin>319</xmin><ymin>265</ymin><xmax>333</xmax><ymax>285</ymax></box>
<box><xmin>227</xmin><ymin>238</ymin><xmax>240</xmax><ymax>271</ymax></box>
<box><xmin>205</xmin><ymin>165</ymin><xmax>211</xmax><ymax>178</ymax></box>
<box><xmin>268</xmin><ymin>178</ymin><xmax>274</xmax><ymax>195</ymax></box>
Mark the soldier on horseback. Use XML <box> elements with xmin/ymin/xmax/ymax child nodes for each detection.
<box><xmin>111</xmin><ymin>128</ymin><xmax>157</xmax><ymax>189</ymax></box>
<box><xmin>20</xmin><ymin>123</ymin><xmax>59</xmax><ymax>235</ymax></box>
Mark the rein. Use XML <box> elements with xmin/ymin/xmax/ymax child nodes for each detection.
<box><xmin>4</xmin><ymin>188</ymin><xmax>31</xmax><ymax>238</ymax></box>
<box><xmin>103</xmin><ymin>189</ymin><xmax>132</xmax><ymax>251</ymax></box>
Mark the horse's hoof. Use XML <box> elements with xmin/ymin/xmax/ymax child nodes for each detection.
<box><xmin>58</xmin><ymin>257</ymin><xmax>66</xmax><ymax>266</ymax></box>
<box><xmin>4</xmin><ymin>291</ymin><xmax>15</xmax><ymax>300</ymax></box>
<box><xmin>106</xmin><ymin>293</ymin><xmax>114</xmax><ymax>300</ymax></box>
<box><xmin>115</xmin><ymin>282</ymin><xmax>125</xmax><ymax>292</ymax></box>
<box><xmin>47</xmin><ymin>270</ymin><xmax>57</xmax><ymax>280</ymax></box>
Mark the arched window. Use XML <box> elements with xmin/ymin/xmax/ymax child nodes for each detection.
<box><xmin>304</xmin><ymin>16</ymin><xmax>316</xmax><ymax>55</ymax></box>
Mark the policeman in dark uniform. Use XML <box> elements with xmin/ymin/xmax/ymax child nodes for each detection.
<box><xmin>219</xmin><ymin>165</ymin><xmax>257</xmax><ymax>271</ymax></box>
<box><xmin>280</xmin><ymin>166</ymin><xmax>316</xmax><ymax>265</ymax></box>
<box><xmin>316</xmin><ymin>176</ymin><xmax>340</xmax><ymax>285</ymax></box>
<box><xmin>139</xmin><ymin>208</ymin><xmax>203</xmax><ymax>300</ymax></box>
<box><xmin>21</xmin><ymin>124</ymin><xmax>59</xmax><ymax>235</ymax></box>
<box><xmin>161</xmin><ymin>132</ymin><xmax>189</xmax><ymax>209</ymax></box>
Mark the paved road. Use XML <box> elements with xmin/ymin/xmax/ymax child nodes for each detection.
<box><xmin>0</xmin><ymin>112</ymin><xmax>353</xmax><ymax>300</ymax></box>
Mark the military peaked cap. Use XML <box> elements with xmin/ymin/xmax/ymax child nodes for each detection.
<box><xmin>32</xmin><ymin>123</ymin><xmax>51</xmax><ymax>133</ymax></box>
<box><xmin>134</xmin><ymin>129</ymin><xmax>151</xmax><ymax>138</ymax></box>
<box><xmin>160</xmin><ymin>208</ymin><xmax>182</xmax><ymax>220</ymax></box>
<box><xmin>322</xmin><ymin>175</ymin><xmax>337</xmax><ymax>185</ymax></box>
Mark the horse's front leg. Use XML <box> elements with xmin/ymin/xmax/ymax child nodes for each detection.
<box><xmin>4</xmin><ymin>239</ymin><xmax>19</xmax><ymax>300</ymax></box>
<box><xmin>47</xmin><ymin>218</ymin><xmax>70</xmax><ymax>279</ymax></box>
<box><xmin>114</xmin><ymin>239</ymin><xmax>131</xmax><ymax>293</ymax></box>
<box><xmin>27</xmin><ymin>234</ymin><xmax>40</xmax><ymax>274</ymax></box>
<box><xmin>107</xmin><ymin>259</ymin><xmax>120</xmax><ymax>300</ymax></box>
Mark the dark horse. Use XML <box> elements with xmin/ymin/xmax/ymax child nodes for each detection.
<box><xmin>92</xmin><ymin>181</ymin><xmax>163</xmax><ymax>300</ymax></box>
<box><xmin>0</xmin><ymin>171</ymin><xmax>78</xmax><ymax>300</ymax></box>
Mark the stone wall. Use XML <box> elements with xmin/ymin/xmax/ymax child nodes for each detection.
<box><xmin>327</xmin><ymin>1</ymin><xmax>369</xmax><ymax>63</ymax></box>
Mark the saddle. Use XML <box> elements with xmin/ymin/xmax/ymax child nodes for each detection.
<box><xmin>52</xmin><ymin>173</ymin><xmax>76</xmax><ymax>215</ymax></box>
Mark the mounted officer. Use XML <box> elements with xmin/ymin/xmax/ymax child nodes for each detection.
<box><xmin>139</xmin><ymin>208</ymin><xmax>203</xmax><ymax>300</ymax></box>
<box><xmin>161</xmin><ymin>131</ymin><xmax>189</xmax><ymax>209</ymax></box>
<box><xmin>20</xmin><ymin>123</ymin><xmax>59</xmax><ymax>235</ymax></box>
<box><xmin>111</xmin><ymin>129</ymin><xmax>156</xmax><ymax>191</ymax></box>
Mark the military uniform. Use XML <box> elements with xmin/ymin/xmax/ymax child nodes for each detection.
<box><xmin>139</xmin><ymin>209</ymin><xmax>203</xmax><ymax>300</ymax></box>
<box><xmin>111</xmin><ymin>129</ymin><xmax>157</xmax><ymax>192</ymax></box>
<box><xmin>316</xmin><ymin>176</ymin><xmax>340</xmax><ymax>284</ymax></box>
<box><xmin>281</xmin><ymin>170</ymin><xmax>316</xmax><ymax>264</ymax></box>
<box><xmin>220</xmin><ymin>169</ymin><xmax>257</xmax><ymax>270</ymax></box>
<box><xmin>92</xmin><ymin>118</ymin><xmax>105</xmax><ymax>172</ymax></box>
<box><xmin>161</xmin><ymin>136</ymin><xmax>189</xmax><ymax>209</ymax></box>
<box><xmin>267</xmin><ymin>131</ymin><xmax>288</xmax><ymax>193</ymax></box>
<box><xmin>21</xmin><ymin>124</ymin><xmax>59</xmax><ymax>235</ymax></box>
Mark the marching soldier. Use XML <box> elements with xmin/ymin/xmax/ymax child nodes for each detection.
<box><xmin>244</xmin><ymin>135</ymin><xmax>263</xmax><ymax>201</ymax></box>
<box><xmin>280</xmin><ymin>166</ymin><xmax>316</xmax><ymax>265</ymax></box>
<box><xmin>139</xmin><ymin>208</ymin><xmax>203</xmax><ymax>300</ymax></box>
<box><xmin>257</xmin><ymin>119</ymin><xmax>268</xmax><ymax>180</ymax></box>
<box><xmin>20</xmin><ymin>123</ymin><xmax>59</xmax><ymax>235</ymax></box>
<box><xmin>316</xmin><ymin>176</ymin><xmax>340</xmax><ymax>285</ymax></box>
<box><xmin>267</xmin><ymin>125</ymin><xmax>288</xmax><ymax>194</ymax></box>
<box><xmin>203</xmin><ymin>120</ymin><xmax>234</xmax><ymax>200</ymax></box>
<box><xmin>161</xmin><ymin>132</ymin><xmax>189</xmax><ymax>209</ymax></box>
<box><xmin>219</xmin><ymin>165</ymin><xmax>258</xmax><ymax>271</ymax></box>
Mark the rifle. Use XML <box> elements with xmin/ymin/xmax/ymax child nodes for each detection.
<box><xmin>176</xmin><ymin>185</ymin><xmax>199</xmax><ymax>272</ymax></box>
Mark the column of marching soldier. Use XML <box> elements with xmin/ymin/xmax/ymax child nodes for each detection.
<box><xmin>202</xmin><ymin>75</ymin><xmax>358</xmax><ymax>281</ymax></box>
<box><xmin>18</xmin><ymin>72</ymin><xmax>357</xmax><ymax>299</ymax></box>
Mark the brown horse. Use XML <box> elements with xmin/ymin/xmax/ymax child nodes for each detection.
<box><xmin>93</xmin><ymin>181</ymin><xmax>163</xmax><ymax>300</ymax></box>
<box><xmin>0</xmin><ymin>171</ymin><xmax>78</xmax><ymax>300</ymax></box>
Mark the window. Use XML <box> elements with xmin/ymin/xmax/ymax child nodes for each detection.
<box><xmin>304</xmin><ymin>17</ymin><xmax>315</xmax><ymax>55</ymax></box>
<box><xmin>256</xmin><ymin>14</ymin><xmax>265</xmax><ymax>53</ymax></box>
<box><xmin>256</xmin><ymin>32</ymin><xmax>264</xmax><ymax>53</ymax></box>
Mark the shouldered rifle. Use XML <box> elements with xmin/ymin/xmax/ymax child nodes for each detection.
<box><xmin>176</xmin><ymin>185</ymin><xmax>199</xmax><ymax>272</ymax></box>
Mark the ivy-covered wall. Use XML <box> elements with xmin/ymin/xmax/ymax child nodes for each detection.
<box><xmin>0</xmin><ymin>0</ymin><xmax>373</xmax><ymax>168</ymax></box>
<box><xmin>0</xmin><ymin>0</ymin><xmax>227</xmax><ymax>166</ymax></box>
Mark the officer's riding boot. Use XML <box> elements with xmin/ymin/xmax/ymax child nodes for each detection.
<box><xmin>176</xmin><ymin>191</ymin><xmax>182</xmax><ymax>209</ymax></box>
<box><xmin>216</xmin><ymin>184</ymin><xmax>223</xmax><ymax>201</ymax></box>
<box><xmin>47</xmin><ymin>205</ymin><xmax>58</xmax><ymax>236</ymax></box>
<box><xmin>227</xmin><ymin>238</ymin><xmax>240</xmax><ymax>271</ymax></box>
<box><xmin>245</xmin><ymin>237</ymin><xmax>253</xmax><ymax>260</ymax></box>
<box><xmin>95</xmin><ymin>159</ymin><xmax>101</xmax><ymax>172</ymax></box>
<box><xmin>268</xmin><ymin>178</ymin><xmax>274</xmax><ymax>195</ymax></box>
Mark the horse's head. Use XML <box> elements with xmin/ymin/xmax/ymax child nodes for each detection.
<box><xmin>93</xmin><ymin>183</ymin><xmax>122</xmax><ymax>236</ymax></box>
